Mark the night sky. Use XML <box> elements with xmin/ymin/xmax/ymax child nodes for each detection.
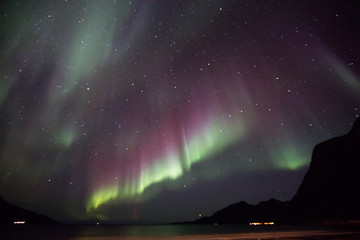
<box><xmin>0</xmin><ymin>0</ymin><xmax>359</xmax><ymax>223</ymax></box>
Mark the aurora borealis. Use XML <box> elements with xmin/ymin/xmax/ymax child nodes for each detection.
<box><xmin>0</xmin><ymin>0</ymin><xmax>359</xmax><ymax>223</ymax></box>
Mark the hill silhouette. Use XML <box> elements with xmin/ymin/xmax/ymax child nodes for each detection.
<box><xmin>290</xmin><ymin>117</ymin><xmax>360</xmax><ymax>222</ymax></box>
<box><xmin>0</xmin><ymin>196</ymin><xmax>58</xmax><ymax>224</ymax></box>
<box><xmin>192</xmin><ymin>199</ymin><xmax>289</xmax><ymax>224</ymax></box>
<box><xmin>191</xmin><ymin>118</ymin><xmax>360</xmax><ymax>224</ymax></box>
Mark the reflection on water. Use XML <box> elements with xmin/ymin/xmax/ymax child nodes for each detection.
<box><xmin>3</xmin><ymin>224</ymin><xmax>360</xmax><ymax>240</ymax></box>
<box><xmin>77</xmin><ymin>224</ymin><xmax>253</xmax><ymax>237</ymax></box>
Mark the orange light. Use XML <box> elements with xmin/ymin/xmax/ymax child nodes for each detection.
<box><xmin>13</xmin><ymin>221</ymin><xmax>25</xmax><ymax>224</ymax></box>
<box><xmin>249</xmin><ymin>222</ymin><xmax>262</xmax><ymax>225</ymax></box>
<box><xmin>264</xmin><ymin>222</ymin><xmax>275</xmax><ymax>225</ymax></box>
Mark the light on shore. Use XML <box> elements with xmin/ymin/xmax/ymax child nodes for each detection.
<box><xmin>249</xmin><ymin>222</ymin><xmax>262</xmax><ymax>225</ymax></box>
<box><xmin>249</xmin><ymin>221</ymin><xmax>275</xmax><ymax>225</ymax></box>
<box><xmin>264</xmin><ymin>222</ymin><xmax>275</xmax><ymax>225</ymax></box>
<box><xmin>13</xmin><ymin>221</ymin><xmax>25</xmax><ymax>224</ymax></box>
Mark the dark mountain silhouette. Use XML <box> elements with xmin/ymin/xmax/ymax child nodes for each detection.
<box><xmin>0</xmin><ymin>196</ymin><xmax>58</xmax><ymax>224</ymax></box>
<box><xmin>190</xmin><ymin>118</ymin><xmax>360</xmax><ymax>224</ymax></box>
<box><xmin>289</xmin><ymin>117</ymin><xmax>360</xmax><ymax>222</ymax></box>
<box><xmin>192</xmin><ymin>199</ymin><xmax>289</xmax><ymax>224</ymax></box>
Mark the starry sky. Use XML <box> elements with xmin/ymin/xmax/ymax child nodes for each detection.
<box><xmin>0</xmin><ymin>0</ymin><xmax>359</xmax><ymax>223</ymax></box>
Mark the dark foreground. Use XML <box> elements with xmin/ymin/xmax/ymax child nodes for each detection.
<box><xmin>1</xmin><ymin>224</ymin><xmax>360</xmax><ymax>240</ymax></box>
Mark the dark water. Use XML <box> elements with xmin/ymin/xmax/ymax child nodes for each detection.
<box><xmin>2</xmin><ymin>224</ymin><xmax>360</xmax><ymax>239</ymax></box>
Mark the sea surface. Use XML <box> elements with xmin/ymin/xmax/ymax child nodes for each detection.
<box><xmin>2</xmin><ymin>223</ymin><xmax>360</xmax><ymax>239</ymax></box>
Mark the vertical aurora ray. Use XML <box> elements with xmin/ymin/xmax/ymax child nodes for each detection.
<box><xmin>269</xmin><ymin>143</ymin><xmax>309</xmax><ymax>171</ymax></box>
<box><xmin>87</xmin><ymin>112</ymin><xmax>249</xmax><ymax>212</ymax></box>
<box><xmin>45</xmin><ymin>1</ymin><xmax>135</xmax><ymax>116</ymax></box>
<box><xmin>324</xmin><ymin>50</ymin><xmax>360</xmax><ymax>95</ymax></box>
